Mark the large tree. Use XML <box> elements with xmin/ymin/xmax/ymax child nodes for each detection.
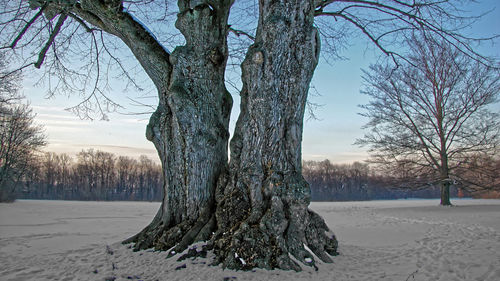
<box><xmin>357</xmin><ymin>34</ymin><xmax>500</xmax><ymax>206</ymax></box>
<box><xmin>0</xmin><ymin>52</ymin><xmax>46</xmax><ymax>202</ymax></box>
<box><xmin>0</xmin><ymin>0</ymin><xmax>496</xmax><ymax>270</ymax></box>
<box><xmin>0</xmin><ymin>104</ymin><xmax>46</xmax><ymax>201</ymax></box>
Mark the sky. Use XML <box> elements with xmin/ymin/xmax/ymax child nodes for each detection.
<box><xmin>23</xmin><ymin>1</ymin><xmax>500</xmax><ymax>164</ymax></box>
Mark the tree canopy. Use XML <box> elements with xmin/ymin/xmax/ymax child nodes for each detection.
<box><xmin>358</xmin><ymin>34</ymin><xmax>500</xmax><ymax>205</ymax></box>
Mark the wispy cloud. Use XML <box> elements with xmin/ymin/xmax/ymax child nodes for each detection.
<box><xmin>302</xmin><ymin>151</ymin><xmax>368</xmax><ymax>164</ymax></box>
<box><xmin>121</xmin><ymin>118</ymin><xmax>149</xmax><ymax>124</ymax></box>
<box><xmin>31</xmin><ymin>105</ymin><xmax>68</xmax><ymax>113</ymax></box>
<box><xmin>36</xmin><ymin>113</ymin><xmax>81</xmax><ymax>120</ymax></box>
<box><xmin>43</xmin><ymin>125</ymin><xmax>91</xmax><ymax>133</ymax></box>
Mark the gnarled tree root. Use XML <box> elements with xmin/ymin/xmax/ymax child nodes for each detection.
<box><xmin>211</xmin><ymin>191</ymin><xmax>338</xmax><ymax>271</ymax></box>
<box><xmin>123</xmin><ymin>182</ymin><xmax>338</xmax><ymax>272</ymax></box>
<box><xmin>122</xmin><ymin>207</ymin><xmax>216</xmax><ymax>257</ymax></box>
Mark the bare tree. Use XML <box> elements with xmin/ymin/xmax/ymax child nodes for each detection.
<box><xmin>1</xmin><ymin>0</ymin><xmax>498</xmax><ymax>270</ymax></box>
<box><xmin>0</xmin><ymin>51</ymin><xmax>22</xmax><ymax>110</ymax></box>
<box><xmin>454</xmin><ymin>154</ymin><xmax>500</xmax><ymax>195</ymax></box>
<box><xmin>357</xmin><ymin>34</ymin><xmax>500</xmax><ymax>206</ymax></box>
<box><xmin>22</xmin><ymin>150</ymin><xmax>163</xmax><ymax>200</ymax></box>
<box><xmin>0</xmin><ymin>104</ymin><xmax>46</xmax><ymax>201</ymax></box>
<box><xmin>74</xmin><ymin>149</ymin><xmax>115</xmax><ymax>199</ymax></box>
<box><xmin>116</xmin><ymin>155</ymin><xmax>138</xmax><ymax>198</ymax></box>
<box><xmin>39</xmin><ymin>152</ymin><xmax>73</xmax><ymax>199</ymax></box>
<box><xmin>0</xmin><ymin>53</ymin><xmax>45</xmax><ymax>201</ymax></box>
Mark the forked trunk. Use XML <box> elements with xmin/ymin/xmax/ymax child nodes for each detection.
<box><xmin>124</xmin><ymin>2</ymin><xmax>233</xmax><ymax>253</ymax></box>
<box><xmin>126</xmin><ymin>0</ymin><xmax>338</xmax><ymax>270</ymax></box>
<box><xmin>212</xmin><ymin>0</ymin><xmax>338</xmax><ymax>271</ymax></box>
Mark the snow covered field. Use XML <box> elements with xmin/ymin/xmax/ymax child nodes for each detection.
<box><xmin>1</xmin><ymin>199</ymin><xmax>499</xmax><ymax>281</ymax></box>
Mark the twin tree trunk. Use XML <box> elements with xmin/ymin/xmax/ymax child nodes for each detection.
<box><xmin>125</xmin><ymin>0</ymin><xmax>338</xmax><ymax>271</ymax></box>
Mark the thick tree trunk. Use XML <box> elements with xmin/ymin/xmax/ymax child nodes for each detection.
<box><xmin>439</xmin><ymin>150</ymin><xmax>452</xmax><ymax>206</ymax></box>
<box><xmin>212</xmin><ymin>0</ymin><xmax>338</xmax><ymax>271</ymax></box>
<box><xmin>30</xmin><ymin>0</ymin><xmax>337</xmax><ymax>270</ymax></box>
<box><xmin>440</xmin><ymin>179</ymin><xmax>452</xmax><ymax>206</ymax></box>
<box><xmin>124</xmin><ymin>1</ymin><xmax>233</xmax><ymax>253</ymax></box>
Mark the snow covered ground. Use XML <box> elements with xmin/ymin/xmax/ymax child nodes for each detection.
<box><xmin>1</xmin><ymin>199</ymin><xmax>499</xmax><ymax>281</ymax></box>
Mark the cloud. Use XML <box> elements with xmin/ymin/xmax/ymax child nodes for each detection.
<box><xmin>121</xmin><ymin>118</ymin><xmax>149</xmax><ymax>124</ymax></box>
<box><xmin>304</xmin><ymin>154</ymin><xmax>329</xmax><ymax>159</ymax></box>
<box><xmin>36</xmin><ymin>113</ymin><xmax>81</xmax><ymax>120</ymax></box>
<box><xmin>302</xmin><ymin>150</ymin><xmax>369</xmax><ymax>164</ymax></box>
<box><xmin>85</xmin><ymin>144</ymin><xmax>156</xmax><ymax>154</ymax></box>
<box><xmin>43</xmin><ymin>125</ymin><xmax>91</xmax><ymax>133</ymax></box>
<box><xmin>31</xmin><ymin>105</ymin><xmax>68</xmax><ymax>113</ymax></box>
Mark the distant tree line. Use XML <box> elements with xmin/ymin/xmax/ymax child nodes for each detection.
<box><xmin>304</xmin><ymin>157</ymin><xmax>500</xmax><ymax>201</ymax></box>
<box><xmin>303</xmin><ymin>160</ymin><xmax>460</xmax><ymax>201</ymax></box>
<box><xmin>18</xmin><ymin>149</ymin><xmax>163</xmax><ymax>201</ymax></box>
<box><xmin>14</xmin><ymin>151</ymin><xmax>499</xmax><ymax>202</ymax></box>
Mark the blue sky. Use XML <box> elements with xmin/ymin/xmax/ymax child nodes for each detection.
<box><xmin>24</xmin><ymin>1</ymin><xmax>500</xmax><ymax>163</ymax></box>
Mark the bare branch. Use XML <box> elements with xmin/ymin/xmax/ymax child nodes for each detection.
<box><xmin>9</xmin><ymin>3</ymin><xmax>46</xmax><ymax>48</ymax></box>
<box><xmin>358</xmin><ymin>34</ymin><xmax>500</xmax><ymax>194</ymax></box>
<box><xmin>34</xmin><ymin>13</ymin><xmax>68</xmax><ymax>69</ymax></box>
<box><xmin>228</xmin><ymin>26</ymin><xmax>255</xmax><ymax>41</ymax></box>
<box><xmin>67</xmin><ymin>13</ymin><xmax>99</xmax><ymax>33</ymax></box>
<box><xmin>315</xmin><ymin>0</ymin><xmax>499</xmax><ymax>67</ymax></box>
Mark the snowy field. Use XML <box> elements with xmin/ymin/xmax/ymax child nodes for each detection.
<box><xmin>1</xmin><ymin>199</ymin><xmax>499</xmax><ymax>281</ymax></box>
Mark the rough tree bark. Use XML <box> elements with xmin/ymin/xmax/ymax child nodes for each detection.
<box><xmin>18</xmin><ymin>0</ymin><xmax>337</xmax><ymax>271</ymax></box>
<box><xmin>212</xmin><ymin>0</ymin><xmax>338</xmax><ymax>271</ymax></box>
<box><xmin>7</xmin><ymin>0</ymin><xmax>496</xmax><ymax>272</ymax></box>
<box><xmin>124</xmin><ymin>1</ymin><xmax>233</xmax><ymax>252</ymax></box>
<box><xmin>440</xmin><ymin>160</ymin><xmax>452</xmax><ymax>206</ymax></box>
<box><xmin>438</xmin><ymin>94</ymin><xmax>452</xmax><ymax>206</ymax></box>
<box><xmin>440</xmin><ymin>180</ymin><xmax>451</xmax><ymax>206</ymax></box>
